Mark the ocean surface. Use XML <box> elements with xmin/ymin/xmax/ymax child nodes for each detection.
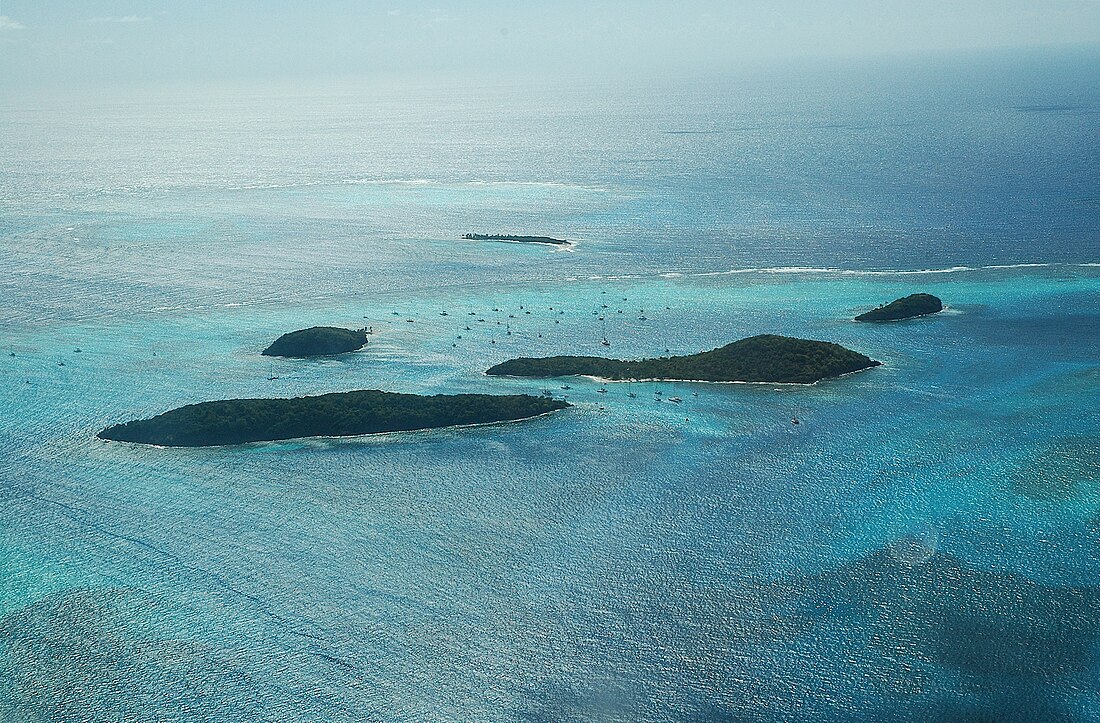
<box><xmin>2</xmin><ymin>48</ymin><xmax>1100</xmax><ymax>721</ymax></box>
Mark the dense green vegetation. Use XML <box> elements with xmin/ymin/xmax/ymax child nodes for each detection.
<box><xmin>99</xmin><ymin>390</ymin><xmax>570</xmax><ymax>447</ymax></box>
<box><xmin>486</xmin><ymin>334</ymin><xmax>880</xmax><ymax>384</ymax></box>
<box><xmin>461</xmin><ymin>233</ymin><xmax>571</xmax><ymax>246</ymax></box>
<box><xmin>855</xmin><ymin>293</ymin><xmax>943</xmax><ymax>322</ymax></box>
<box><xmin>262</xmin><ymin>326</ymin><xmax>368</xmax><ymax>357</ymax></box>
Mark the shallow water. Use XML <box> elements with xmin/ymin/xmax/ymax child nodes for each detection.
<box><xmin>2</xmin><ymin>49</ymin><xmax>1100</xmax><ymax>721</ymax></box>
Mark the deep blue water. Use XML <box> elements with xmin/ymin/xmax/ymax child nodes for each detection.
<box><xmin>2</xmin><ymin>49</ymin><xmax>1100</xmax><ymax>721</ymax></box>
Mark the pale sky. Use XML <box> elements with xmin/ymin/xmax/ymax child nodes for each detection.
<box><xmin>2</xmin><ymin>0</ymin><xmax>1100</xmax><ymax>91</ymax></box>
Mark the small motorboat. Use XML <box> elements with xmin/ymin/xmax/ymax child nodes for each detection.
<box><xmin>561</xmin><ymin>385</ymin><xmax>572</xmax><ymax>390</ymax></box>
<box><xmin>668</xmin><ymin>397</ymin><xmax>683</xmax><ymax>403</ymax></box>
<box><xmin>792</xmin><ymin>417</ymin><xmax>801</xmax><ymax>425</ymax></box>
<box><xmin>627</xmin><ymin>392</ymin><xmax>637</xmax><ymax>399</ymax></box>
<box><xmin>597</xmin><ymin>387</ymin><xmax>608</xmax><ymax>394</ymax></box>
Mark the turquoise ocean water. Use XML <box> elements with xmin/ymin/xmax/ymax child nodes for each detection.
<box><xmin>2</xmin><ymin>50</ymin><xmax>1100</xmax><ymax>721</ymax></box>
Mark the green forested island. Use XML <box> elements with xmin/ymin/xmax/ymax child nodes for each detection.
<box><xmin>855</xmin><ymin>293</ymin><xmax>943</xmax><ymax>322</ymax></box>
<box><xmin>461</xmin><ymin>233</ymin><xmax>571</xmax><ymax>246</ymax></box>
<box><xmin>485</xmin><ymin>334</ymin><xmax>880</xmax><ymax>384</ymax></box>
<box><xmin>262</xmin><ymin>326</ymin><xmax>368</xmax><ymax>357</ymax></box>
<box><xmin>99</xmin><ymin>390</ymin><xmax>569</xmax><ymax>447</ymax></box>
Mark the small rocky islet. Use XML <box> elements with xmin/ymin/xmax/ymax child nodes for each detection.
<box><xmin>856</xmin><ymin>293</ymin><xmax>943</xmax><ymax>322</ymax></box>
<box><xmin>461</xmin><ymin>233</ymin><xmax>571</xmax><ymax>247</ymax></box>
<box><xmin>262</xmin><ymin>326</ymin><xmax>368</xmax><ymax>357</ymax></box>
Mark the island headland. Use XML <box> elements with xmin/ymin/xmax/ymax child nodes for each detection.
<box><xmin>855</xmin><ymin>293</ymin><xmax>943</xmax><ymax>322</ymax></box>
<box><xmin>485</xmin><ymin>334</ymin><xmax>880</xmax><ymax>384</ymax></box>
<box><xmin>98</xmin><ymin>390</ymin><xmax>570</xmax><ymax>447</ymax></box>
<box><xmin>461</xmin><ymin>233</ymin><xmax>571</xmax><ymax>246</ymax></box>
<box><xmin>262</xmin><ymin>326</ymin><xmax>368</xmax><ymax>357</ymax></box>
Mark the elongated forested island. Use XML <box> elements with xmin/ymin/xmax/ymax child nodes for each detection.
<box><xmin>486</xmin><ymin>334</ymin><xmax>880</xmax><ymax>384</ymax></box>
<box><xmin>262</xmin><ymin>326</ymin><xmax>368</xmax><ymax>357</ymax></box>
<box><xmin>855</xmin><ymin>293</ymin><xmax>943</xmax><ymax>322</ymax></box>
<box><xmin>461</xmin><ymin>233</ymin><xmax>571</xmax><ymax>246</ymax></box>
<box><xmin>98</xmin><ymin>390</ymin><xmax>570</xmax><ymax>447</ymax></box>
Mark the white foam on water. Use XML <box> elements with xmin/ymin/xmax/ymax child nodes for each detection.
<box><xmin>661</xmin><ymin>261</ymin><xmax>1100</xmax><ymax>280</ymax></box>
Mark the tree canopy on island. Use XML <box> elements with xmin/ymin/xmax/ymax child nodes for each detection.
<box><xmin>855</xmin><ymin>293</ymin><xmax>943</xmax><ymax>322</ymax></box>
<box><xmin>99</xmin><ymin>391</ymin><xmax>570</xmax><ymax>447</ymax></box>
<box><xmin>461</xmin><ymin>233</ymin><xmax>570</xmax><ymax>246</ymax></box>
<box><xmin>262</xmin><ymin>326</ymin><xmax>368</xmax><ymax>357</ymax></box>
<box><xmin>486</xmin><ymin>334</ymin><xmax>879</xmax><ymax>384</ymax></box>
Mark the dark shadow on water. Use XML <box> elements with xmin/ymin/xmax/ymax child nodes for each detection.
<box><xmin>0</xmin><ymin>587</ymin><xmax>376</xmax><ymax>722</ymax></box>
<box><xmin>1012</xmin><ymin>435</ymin><xmax>1100</xmax><ymax>500</ymax></box>
<box><xmin>516</xmin><ymin>538</ymin><xmax>1100</xmax><ymax>722</ymax></box>
<box><xmin>775</xmin><ymin>546</ymin><xmax>1100</xmax><ymax>678</ymax></box>
<box><xmin>5</xmin><ymin>545</ymin><xmax>1100</xmax><ymax>722</ymax></box>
